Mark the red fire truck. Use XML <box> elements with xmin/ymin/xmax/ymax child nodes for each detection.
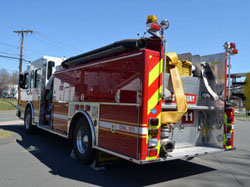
<box><xmin>17</xmin><ymin>15</ymin><xmax>236</xmax><ymax>165</ymax></box>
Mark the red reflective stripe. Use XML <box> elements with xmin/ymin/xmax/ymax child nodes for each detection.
<box><xmin>148</xmin><ymin>73</ymin><xmax>161</xmax><ymax>99</ymax></box>
<box><xmin>148</xmin><ymin>55</ymin><xmax>161</xmax><ymax>72</ymax></box>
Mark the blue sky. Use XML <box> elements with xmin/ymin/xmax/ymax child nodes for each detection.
<box><xmin>0</xmin><ymin>0</ymin><xmax>249</xmax><ymax>73</ymax></box>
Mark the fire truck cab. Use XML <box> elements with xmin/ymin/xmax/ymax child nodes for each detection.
<box><xmin>18</xmin><ymin>56</ymin><xmax>66</xmax><ymax>129</ymax></box>
<box><xmin>17</xmin><ymin>15</ymin><xmax>235</xmax><ymax>165</ymax></box>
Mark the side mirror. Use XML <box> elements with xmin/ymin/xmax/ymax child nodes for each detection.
<box><xmin>47</xmin><ymin>61</ymin><xmax>55</xmax><ymax>80</ymax></box>
<box><xmin>19</xmin><ymin>73</ymin><xmax>25</xmax><ymax>89</ymax></box>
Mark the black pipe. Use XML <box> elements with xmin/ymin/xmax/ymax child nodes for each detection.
<box><xmin>61</xmin><ymin>39</ymin><xmax>147</xmax><ymax>68</ymax></box>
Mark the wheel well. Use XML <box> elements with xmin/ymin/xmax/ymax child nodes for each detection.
<box><xmin>69</xmin><ymin>113</ymin><xmax>89</xmax><ymax>140</ymax></box>
<box><xmin>25</xmin><ymin>104</ymin><xmax>31</xmax><ymax>111</ymax></box>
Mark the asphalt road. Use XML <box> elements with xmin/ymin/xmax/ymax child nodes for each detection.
<box><xmin>0</xmin><ymin>110</ymin><xmax>19</xmax><ymax>122</ymax></box>
<box><xmin>0</xmin><ymin>113</ymin><xmax>249</xmax><ymax>187</ymax></box>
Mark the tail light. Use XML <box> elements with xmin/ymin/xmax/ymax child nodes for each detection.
<box><xmin>85</xmin><ymin>105</ymin><xmax>91</xmax><ymax>111</ymax></box>
<box><xmin>226</xmin><ymin>139</ymin><xmax>232</xmax><ymax>146</ymax></box>
<box><xmin>224</xmin><ymin>107</ymin><xmax>235</xmax><ymax>149</ymax></box>
<box><xmin>148</xmin><ymin>128</ymin><xmax>158</xmax><ymax>137</ymax></box>
<box><xmin>74</xmin><ymin>104</ymin><xmax>79</xmax><ymax>110</ymax></box>
<box><xmin>149</xmin><ymin>118</ymin><xmax>159</xmax><ymax>126</ymax></box>
<box><xmin>232</xmin><ymin>49</ymin><xmax>238</xmax><ymax>54</ymax></box>
<box><xmin>226</xmin><ymin>125</ymin><xmax>232</xmax><ymax>133</ymax></box>
<box><xmin>148</xmin><ymin>138</ymin><xmax>158</xmax><ymax>148</ymax></box>
<box><xmin>148</xmin><ymin>149</ymin><xmax>158</xmax><ymax>157</ymax></box>
<box><xmin>227</xmin><ymin>117</ymin><xmax>232</xmax><ymax>123</ymax></box>
<box><xmin>80</xmin><ymin>105</ymin><xmax>84</xmax><ymax>110</ymax></box>
<box><xmin>226</xmin><ymin>133</ymin><xmax>232</xmax><ymax>139</ymax></box>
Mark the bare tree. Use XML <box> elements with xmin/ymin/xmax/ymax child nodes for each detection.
<box><xmin>0</xmin><ymin>68</ymin><xmax>10</xmax><ymax>86</ymax></box>
<box><xmin>9</xmin><ymin>71</ymin><xmax>19</xmax><ymax>85</ymax></box>
<box><xmin>0</xmin><ymin>69</ymin><xmax>14</xmax><ymax>96</ymax></box>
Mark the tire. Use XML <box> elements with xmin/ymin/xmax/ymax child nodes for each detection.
<box><xmin>24</xmin><ymin>107</ymin><xmax>35</xmax><ymax>133</ymax></box>
<box><xmin>73</xmin><ymin>118</ymin><xmax>95</xmax><ymax>165</ymax></box>
<box><xmin>186</xmin><ymin>156</ymin><xmax>195</xmax><ymax>161</ymax></box>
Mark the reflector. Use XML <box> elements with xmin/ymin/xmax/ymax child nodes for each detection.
<box><xmin>148</xmin><ymin>149</ymin><xmax>158</xmax><ymax>157</ymax></box>
<box><xmin>149</xmin><ymin>118</ymin><xmax>159</xmax><ymax>126</ymax></box>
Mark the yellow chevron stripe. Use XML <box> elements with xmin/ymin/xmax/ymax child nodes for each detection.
<box><xmin>147</xmin><ymin>86</ymin><xmax>162</xmax><ymax>115</ymax></box>
<box><xmin>148</xmin><ymin>59</ymin><xmax>163</xmax><ymax>87</ymax></box>
<box><xmin>146</xmin><ymin>58</ymin><xmax>163</xmax><ymax>160</ymax></box>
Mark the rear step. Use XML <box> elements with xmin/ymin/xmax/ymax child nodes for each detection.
<box><xmin>167</xmin><ymin>146</ymin><xmax>223</xmax><ymax>160</ymax></box>
<box><xmin>141</xmin><ymin>146</ymin><xmax>223</xmax><ymax>164</ymax></box>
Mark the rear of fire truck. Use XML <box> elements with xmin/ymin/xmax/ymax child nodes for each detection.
<box><xmin>52</xmin><ymin>15</ymin><xmax>236</xmax><ymax>165</ymax></box>
<box><xmin>132</xmin><ymin>15</ymin><xmax>236</xmax><ymax>163</ymax></box>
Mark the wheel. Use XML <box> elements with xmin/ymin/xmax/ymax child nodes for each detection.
<box><xmin>24</xmin><ymin>107</ymin><xmax>35</xmax><ymax>133</ymax></box>
<box><xmin>73</xmin><ymin>118</ymin><xmax>95</xmax><ymax>165</ymax></box>
<box><xmin>186</xmin><ymin>156</ymin><xmax>195</xmax><ymax>161</ymax></box>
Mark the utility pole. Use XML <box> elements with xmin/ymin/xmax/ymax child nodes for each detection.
<box><xmin>13</xmin><ymin>30</ymin><xmax>33</xmax><ymax>104</ymax></box>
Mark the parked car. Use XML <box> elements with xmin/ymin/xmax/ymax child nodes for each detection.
<box><xmin>1</xmin><ymin>92</ymin><xmax>14</xmax><ymax>99</ymax></box>
<box><xmin>1</xmin><ymin>93</ymin><xmax>7</xmax><ymax>98</ymax></box>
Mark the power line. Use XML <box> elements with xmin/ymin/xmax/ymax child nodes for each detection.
<box><xmin>1</xmin><ymin>33</ymin><xmax>82</xmax><ymax>53</ymax></box>
<box><xmin>0</xmin><ymin>54</ymin><xmax>31</xmax><ymax>62</ymax></box>
<box><xmin>0</xmin><ymin>48</ymin><xmax>39</xmax><ymax>60</ymax></box>
<box><xmin>32</xmin><ymin>35</ymin><xmax>73</xmax><ymax>52</ymax></box>
<box><xmin>34</xmin><ymin>32</ymin><xmax>82</xmax><ymax>53</ymax></box>
<box><xmin>0</xmin><ymin>51</ymin><xmax>20</xmax><ymax>57</ymax></box>
<box><xmin>0</xmin><ymin>42</ymin><xmax>19</xmax><ymax>49</ymax></box>
<box><xmin>0</xmin><ymin>41</ymin><xmax>57</xmax><ymax>57</ymax></box>
<box><xmin>36</xmin><ymin>32</ymin><xmax>83</xmax><ymax>52</ymax></box>
<box><xmin>0</xmin><ymin>42</ymin><xmax>41</xmax><ymax>56</ymax></box>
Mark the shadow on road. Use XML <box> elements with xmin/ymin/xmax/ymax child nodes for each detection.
<box><xmin>0</xmin><ymin>124</ymin><xmax>216</xmax><ymax>186</ymax></box>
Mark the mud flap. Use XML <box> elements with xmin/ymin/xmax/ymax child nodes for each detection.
<box><xmin>91</xmin><ymin>150</ymin><xmax>121</xmax><ymax>170</ymax></box>
<box><xmin>71</xmin><ymin>149</ymin><xmax>121</xmax><ymax>170</ymax></box>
